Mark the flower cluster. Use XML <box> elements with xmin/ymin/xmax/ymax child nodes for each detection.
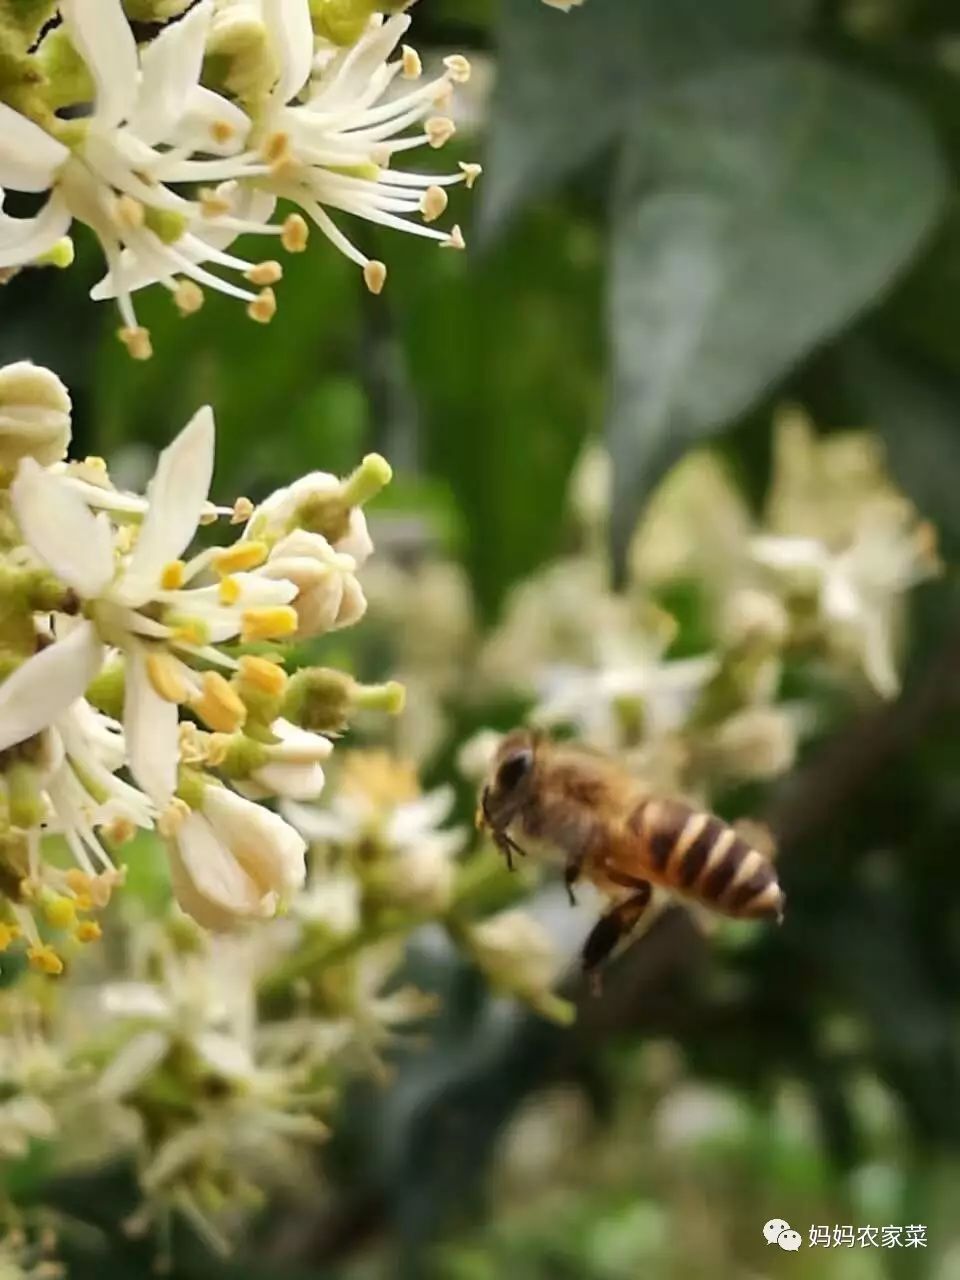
<box><xmin>0</xmin><ymin>0</ymin><xmax>478</xmax><ymax>356</ymax></box>
<box><xmin>0</xmin><ymin>359</ymin><xmax>404</xmax><ymax>974</ymax></box>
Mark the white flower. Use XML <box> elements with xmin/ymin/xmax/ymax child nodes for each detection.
<box><xmin>11</xmin><ymin>407</ymin><xmax>297</xmax><ymax>802</ymax></box>
<box><xmin>0</xmin><ymin>620</ymin><xmax>103</xmax><ymax>756</ymax></box>
<box><xmin>752</xmin><ymin>499</ymin><xmax>939</xmax><ymax>698</ymax></box>
<box><xmin>248</xmin><ymin>468</ymin><xmax>376</xmax><ymax>564</ymax></box>
<box><xmin>0</xmin><ymin>0</ymin><xmax>288</xmax><ymax>349</ymax></box>
<box><xmin>247</xmin><ymin>718</ymin><xmax>333</xmax><ymax>800</ymax></box>
<box><xmin>146</xmin><ymin>8</ymin><xmax>477</xmax><ymax>292</ymax></box>
<box><xmin>167</xmin><ymin>785</ymin><xmax>306</xmax><ymax>929</ymax></box>
<box><xmin>0</xmin><ymin>361</ymin><xmax>71</xmax><ymax>469</ymax></box>
<box><xmin>470</xmin><ymin>909</ymin><xmax>564</xmax><ymax>1002</ymax></box>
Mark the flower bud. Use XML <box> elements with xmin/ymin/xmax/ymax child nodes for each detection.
<box><xmin>382</xmin><ymin>843</ymin><xmax>455</xmax><ymax>915</ymax></box>
<box><xmin>203</xmin><ymin>6</ymin><xmax>276</xmax><ymax>102</ymax></box>
<box><xmin>0</xmin><ymin>362</ymin><xmax>71</xmax><ymax>470</ymax></box>
<box><xmin>282</xmin><ymin>668</ymin><xmax>404</xmax><ymax>734</ymax></box>
<box><xmin>259</xmin><ymin>530</ymin><xmax>367</xmax><ymax>638</ymax></box>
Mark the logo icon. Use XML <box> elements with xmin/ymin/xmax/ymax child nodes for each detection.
<box><xmin>763</xmin><ymin>1219</ymin><xmax>802</xmax><ymax>1251</ymax></box>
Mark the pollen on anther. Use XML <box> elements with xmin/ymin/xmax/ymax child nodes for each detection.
<box><xmin>173</xmin><ymin>279</ymin><xmax>204</xmax><ymax>315</ymax></box>
<box><xmin>114</xmin><ymin>194</ymin><xmax>145</xmax><ymax>231</ymax></box>
<box><xmin>27</xmin><ymin>944</ymin><xmax>63</xmax><ymax>976</ymax></box>
<box><xmin>363</xmin><ymin>260</ymin><xmax>387</xmax><ymax>295</ymax></box>
<box><xmin>239</xmin><ymin>654</ymin><xmax>288</xmax><ymax>696</ymax></box>
<box><xmin>247</xmin><ymin>287</ymin><xmax>277</xmax><ymax>324</ymax></box>
<box><xmin>218</xmin><ymin>574</ymin><xmax>241</xmax><ymax>605</ymax></box>
<box><xmin>420</xmin><ymin>186</ymin><xmax>448</xmax><ymax>223</ymax></box>
<box><xmin>118</xmin><ymin>326</ymin><xmax>153</xmax><ymax>360</ymax></box>
<box><xmin>241</xmin><ymin>606</ymin><xmax>299</xmax><ymax>643</ymax></box>
<box><xmin>160</xmin><ymin>560</ymin><xmax>186</xmax><ymax>590</ymax></box>
<box><xmin>191</xmin><ymin>670</ymin><xmax>247</xmax><ymax>734</ymax></box>
<box><xmin>214</xmin><ymin>540</ymin><xmax>267</xmax><ymax>573</ymax></box>
<box><xmin>146</xmin><ymin>650</ymin><xmax>188</xmax><ymax>703</ymax></box>
<box><xmin>401</xmin><ymin>45</ymin><xmax>422</xmax><ymax>78</ymax></box>
<box><xmin>263</xmin><ymin>131</ymin><xmax>292</xmax><ymax>170</ymax></box>
<box><xmin>426</xmin><ymin>116</ymin><xmax>456</xmax><ymax>148</ymax></box>
<box><xmin>200</xmin><ymin>187</ymin><xmax>233</xmax><ymax>218</ymax></box>
<box><xmin>245</xmin><ymin>260</ymin><xmax>283</xmax><ymax>286</ymax></box>
<box><xmin>75</xmin><ymin>920</ymin><xmax>102</xmax><ymax>944</ymax></box>
<box><xmin>210</xmin><ymin>119</ymin><xmax>235</xmax><ymax>146</ymax></box>
<box><xmin>231</xmin><ymin>496</ymin><xmax>254</xmax><ymax>525</ymax></box>
<box><xmin>282</xmin><ymin>213</ymin><xmax>309</xmax><ymax>253</ymax></box>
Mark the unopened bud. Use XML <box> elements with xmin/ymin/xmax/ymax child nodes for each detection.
<box><xmin>0</xmin><ymin>361</ymin><xmax>71</xmax><ymax>468</ymax></box>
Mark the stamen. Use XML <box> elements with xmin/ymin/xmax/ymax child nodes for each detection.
<box><xmin>146</xmin><ymin>651</ymin><xmax>188</xmax><ymax>703</ymax></box>
<box><xmin>401</xmin><ymin>45</ymin><xmax>422</xmax><ymax>79</ymax></box>
<box><xmin>263</xmin><ymin>131</ymin><xmax>294</xmax><ymax>173</ymax></box>
<box><xmin>75</xmin><ymin>920</ymin><xmax>102</xmax><ymax>943</ymax></box>
<box><xmin>441</xmin><ymin>224</ymin><xmax>466</xmax><ymax>250</ymax></box>
<box><xmin>0</xmin><ymin>922</ymin><xmax>20</xmax><ymax>951</ymax></box>
<box><xmin>420</xmin><ymin>186</ymin><xmax>448</xmax><ymax>223</ymax></box>
<box><xmin>160</xmin><ymin>560</ymin><xmax>186</xmax><ymax>590</ymax></box>
<box><xmin>241</xmin><ymin>606</ymin><xmax>299</xmax><ymax>642</ymax></box>
<box><xmin>101</xmin><ymin>817</ymin><xmax>136</xmax><ymax>845</ymax></box>
<box><xmin>239</xmin><ymin>654</ymin><xmax>288</xmax><ymax>697</ymax></box>
<box><xmin>42</xmin><ymin>895</ymin><xmax>76</xmax><ymax>929</ymax></box>
<box><xmin>426</xmin><ymin>117</ymin><xmax>457</xmax><ymax>148</ymax></box>
<box><xmin>210</xmin><ymin>120</ymin><xmax>236</xmax><ymax>147</ymax></box>
<box><xmin>282</xmin><ymin>213</ymin><xmax>309</xmax><ymax>253</ymax></box>
<box><xmin>247</xmin><ymin>287</ymin><xmax>277</xmax><ymax>324</ymax></box>
<box><xmin>363</xmin><ymin>260</ymin><xmax>387</xmax><ymax>295</ymax></box>
<box><xmin>245</xmin><ymin>260</ymin><xmax>283</xmax><ymax>286</ymax></box>
<box><xmin>232</xmin><ymin>496</ymin><xmax>254</xmax><ymax>524</ymax></box>
<box><xmin>191</xmin><ymin>671</ymin><xmax>247</xmax><ymax>734</ymax></box>
<box><xmin>459</xmin><ymin>162</ymin><xmax>482</xmax><ymax>189</ymax></box>
<box><xmin>114</xmin><ymin>194</ymin><xmax>146</xmax><ymax>231</ymax></box>
<box><xmin>214</xmin><ymin>541</ymin><xmax>268</xmax><ymax>574</ymax></box>
<box><xmin>200</xmin><ymin>186</ymin><xmax>233</xmax><ymax>218</ymax></box>
<box><xmin>117</xmin><ymin>326</ymin><xmax>153</xmax><ymax>360</ymax></box>
<box><xmin>173</xmin><ymin>279</ymin><xmax>205</xmax><ymax>315</ymax></box>
<box><xmin>444</xmin><ymin>54</ymin><xmax>472</xmax><ymax>84</ymax></box>
<box><xmin>158</xmin><ymin>798</ymin><xmax>190</xmax><ymax>837</ymax></box>
<box><xmin>27</xmin><ymin>944</ymin><xmax>64</xmax><ymax>976</ymax></box>
<box><xmin>218</xmin><ymin>575</ymin><xmax>241</xmax><ymax>604</ymax></box>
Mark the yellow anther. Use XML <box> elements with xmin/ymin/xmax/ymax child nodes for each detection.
<box><xmin>72</xmin><ymin>893</ymin><xmax>93</xmax><ymax>913</ymax></box>
<box><xmin>191</xmin><ymin>670</ymin><xmax>248</xmax><ymax>734</ymax></box>
<box><xmin>0</xmin><ymin>922</ymin><xmax>20</xmax><ymax>951</ymax></box>
<box><xmin>160</xmin><ymin>560</ymin><xmax>187</xmax><ymax>590</ymax></box>
<box><xmin>247</xmin><ymin>287</ymin><xmax>277</xmax><ymax>324</ymax></box>
<box><xmin>282</xmin><ymin>213</ymin><xmax>309</xmax><ymax>253</ymax></box>
<box><xmin>443</xmin><ymin>54</ymin><xmax>471</xmax><ymax>83</ymax></box>
<box><xmin>263</xmin><ymin>131</ymin><xmax>292</xmax><ymax>167</ymax></box>
<box><xmin>65</xmin><ymin>869</ymin><xmax>93</xmax><ymax>895</ymax></box>
<box><xmin>218</xmin><ymin>574</ymin><xmax>241</xmax><ymax>605</ymax></box>
<box><xmin>245</xmin><ymin>260</ymin><xmax>283</xmax><ymax>286</ymax></box>
<box><xmin>239</xmin><ymin>654</ymin><xmax>288</xmax><ymax>696</ymax></box>
<box><xmin>75</xmin><ymin>920</ymin><xmax>102</xmax><ymax>944</ymax></box>
<box><xmin>158</xmin><ymin>797</ymin><xmax>190</xmax><ymax>837</ymax></box>
<box><xmin>231</xmin><ymin>496</ymin><xmax>254</xmax><ymax>525</ymax></box>
<box><xmin>27</xmin><ymin>945</ymin><xmax>64</xmax><ymax>976</ymax></box>
<box><xmin>420</xmin><ymin>186</ymin><xmax>448</xmax><ymax>224</ymax></box>
<box><xmin>363</xmin><ymin>260</ymin><xmax>387</xmax><ymax>295</ymax></box>
<box><xmin>101</xmin><ymin>817</ymin><xmax>137</xmax><ymax>845</ymax></box>
<box><xmin>173</xmin><ymin>279</ymin><xmax>204</xmax><ymax>315</ymax></box>
<box><xmin>241</xmin><ymin>605</ymin><xmax>299</xmax><ymax>642</ymax></box>
<box><xmin>214</xmin><ymin>540</ymin><xmax>267</xmax><ymax>574</ymax></box>
<box><xmin>442</xmin><ymin>224</ymin><xmax>466</xmax><ymax>251</ymax></box>
<box><xmin>117</xmin><ymin>326</ymin><xmax>153</xmax><ymax>360</ymax></box>
<box><xmin>146</xmin><ymin>650</ymin><xmax>188</xmax><ymax>703</ymax></box>
<box><xmin>114</xmin><ymin>194</ymin><xmax>145</xmax><ymax>230</ymax></box>
<box><xmin>401</xmin><ymin>44</ymin><xmax>422</xmax><ymax>78</ymax></box>
<box><xmin>459</xmin><ymin>161</ymin><xmax>482</xmax><ymax>190</ymax></box>
<box><xmin>42</xmin><ymin>895</ymin><xmax>76</xmax><ymax>929</ymax></box>
<box><xmin>210</xmin><ymin>119</ymin><xmax>235</xmax><ymax>146</ymax></box>
<box><xmin>426</xmin><ymin>116</ymin><xmax>456</xmax><ymax>148</ymax></box>
<box><xmin>83</xmin><ymin>455</ymin><xmax>107</xmax><ymax>472</ymax></box>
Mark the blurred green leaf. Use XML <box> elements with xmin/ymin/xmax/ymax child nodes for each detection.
<box><xmin>607</xmin><ymin>56</ymin><xmax>947</xmax><ymax>569</ymax></box>
<box><xmin>482</xmin><ymin>0</ymin><xmax>812</xmax><ymax>239</ymax></box>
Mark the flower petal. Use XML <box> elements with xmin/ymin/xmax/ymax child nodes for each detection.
<box><xmin>203</xmin><ymin>786</ymin><xmax>306</xmax><ymax>897</ymax></box>
<box><xmin>130</xmin><ymin>0</ymin><xmax>213</xmax><ymax>145</ymax></box>
<box><xmin>170</xmin><ymin>811</ymin><xmax>266</xmax><ymax>924</ymax></box>
<box><xmin>11</xmin><ymin>458</ymin><xmax>114</xmax><ymax>596</ymax></box>
<box><xmin>118</xmin><ymin>406</ymin><xmax>215</xmax><ymax>602</ymax></box>
<box><xmin>262</xmin><ymin>0</ymin><xmax>314</xmax><ymax>103</ymax></box>
<box><xmin>124</xmin><ymin>647</ymin><xmax>179</xmax><ymax>804</ymax></box>
<box><xmin>176</xmin><ymin>86</ymin><xmax>252</xmax><ymax>156</ymax></box>
<box><xmin>0</xmin><ymin>105</ymin><xmax>69</xmax><ymax>192</ymax></box>
<box><xmin>0</xmin><ymin>193</ymin><xmax>72</xmax><ymax>268</ymax></box>
<box><xmin>60</xmin><ymin>0</ymin><xmax>139</xmax><ymax>130</ymax></box>
<box><xmin>97</xmin><ymin>1029</ymin><xmax>170</xmax><ymax>1100</ymax></box>
<box><xmin>0</xmin><ymin>621</ymin><xmax>104</xmax><ymax>753</ymax></box>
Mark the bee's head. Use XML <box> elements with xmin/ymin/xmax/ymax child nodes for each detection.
<box><xmin>479</xmin><ymin>728</ymin><xmax>540</xmax><ymax>832</ymax></box>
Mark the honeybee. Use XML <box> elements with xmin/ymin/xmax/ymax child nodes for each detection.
<box><xmin>478</xmin><ymin>729</ymin><xmax>784</xmax><ymax>978</ymax></box>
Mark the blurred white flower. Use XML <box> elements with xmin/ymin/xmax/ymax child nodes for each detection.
<box><xmin>469</xmin><ymin>908</ymin><xmax>564</xmax><ymax>1005</ymax></box>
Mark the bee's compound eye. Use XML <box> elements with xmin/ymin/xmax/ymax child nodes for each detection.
<box><xmin>496</xmin><ymin>749</ymin><xmax>532</xmax><ymax>793</ymax></box>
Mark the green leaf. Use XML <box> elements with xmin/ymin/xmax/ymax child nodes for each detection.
<box><xmin>482</xmin><ymin>0</ymin><xmax>811</xmax><ymax>239</ymax></box>
<box><xmin>607</xmin><ymin>55</ymin><xmax>947</xmax><ymax>571</ymax></box>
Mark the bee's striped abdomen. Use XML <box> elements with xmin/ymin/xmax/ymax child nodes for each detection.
<box><xmin>629</xmin><ymin>798</ymin><xmax>784</xmax><ymax>923</ymax></box>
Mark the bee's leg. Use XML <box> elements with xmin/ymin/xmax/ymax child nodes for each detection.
<box><xmin>581</xmin><ymin>881</ymin><xmax>653</xmax><ymax>993</ymax></box>
<box><xmin>563</xmin><ymin>853</ymin><xmax>584</xmax><ymax>906</ymax></box>
<box><xmin>494</xmin><ymin>831</ymin><xmax>527</xmax><ymax>873</ymax></box>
